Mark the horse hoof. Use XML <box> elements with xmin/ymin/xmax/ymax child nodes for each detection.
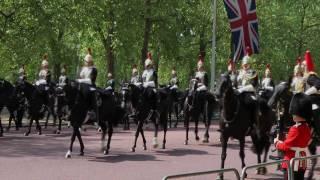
<box><xmin>103</xmin><ymin>150</ymin><xmax>109</xmax><ymax>155</ymax></box>
<box><xmin>202</xmin><ymin>138</ymin><xmax>209</xmax><ymax>143</ymax></box>
<box><xmin>143</xmin><ymin>145</ymin><xmax>147</xmax><ymax>151</ymax></box>
<box><xmin>131</xmin><ymin>148</ymin><xmax>135</xmax><ymax>152</ymax></box>
<box><xmin>0</xmin><ymin>133</ymin><xmax>3</xmax><ymax>137</ymax></box>
<box><xmin>24</xmin><ymin>132</ymin><xmax>29</xmax><ymax>136</ymax></box>
<box><xmin>56</xmin><ymin>130</ymin><xmax>61</xmax><ymax>134</ymax></box>
<box><xmin>79</xmin><ymin>151</ymin><xmax>84</xmax><ymax>156</ymax></box>
<box><xmin>65</xmin><ymin>151</ymin><xmax>71</xmax><ymax>158</ymax></box>
<box><xmin>38</xmin><ymin>131</ymin><xmax>42</xmax><ymax>135</ymax></box>
<box><xmin>195</xmin><ymin>136</ymin><xmax>200</xmax><ymax>141</ymax></box>
<box><xmin>98</xmin><ymin>128</ymin><xmax>102</xmax><ymax>132</ymax></box>
<box><xmin>162</xmin><ymin>144</ymin><xmax>166</xmax><ymax>149</ymax></box>
<box><xmin>184</xmin><ymin>141</ymin><xmax>188</xmax><ymax>145</ymax></box>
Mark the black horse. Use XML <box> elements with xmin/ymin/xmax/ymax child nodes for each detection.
<box><xmin>216</xmin><ymin>73</ymin><xmax>256</xmax><ymax>180</ymax></box>
<box><xmin>118</xmin><ymin>83</ymin><xmax>132</xmax><ymax>130</ymax></box>
<box><xmin>183</xmin><ymin>79</ymin><xmax>216</xmax><ymax>145</ymax></box>
<box><xmin>98</xmin><ymin>88</ymin><xmax>126</xmax><ymax>155</ymax></box>
<box><xmin>0</xmin><ymin>79</ymin><xmax>24</xmax><ymax>136</ymax></box>
<box><xmin>16</xmin><ymin>81</ymin><xmax>48</xmax><ymax>136</ymax></box>
<box><xmin>55</xmin><ymin>82</ymin><xmax>75</xmax><ymax>134</ymax></box>
<box><xmin>167</xmin><ymin>87</ymin><xmax>185</xmax><ymax>128</ymax></box>
<box><xmin>268</xmin><ymin>81</ymin><xmax>319</xmax><ymax>180</ymax></box>
<box><xmin>65</xmin><ymin>81</ymin><xmax>126</xmax><ymax>158</ymax></box>
<box><xmin>250</xmin><ymin>88</ymin><xmax>276</xmax><ymax>175</ymax></box>
<box><xmin>128</xmin><ymin>84</ymin><xmax>161</xmax><ymax>152</ymax></box>
<box><xmin>44</xmin><ymin>82</ymin><xmax>57</xmax><ymax>129</ymax></box>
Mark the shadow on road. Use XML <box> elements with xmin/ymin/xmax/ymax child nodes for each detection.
<box><xmin>155</xmin><ymin>148</ymin><xmax>211</xmax><ymax>156</ymax></box>
<box><xmin>88</xmin><ymin>153</ymin><xmax>161</xmax><ymax>163</ymax></box>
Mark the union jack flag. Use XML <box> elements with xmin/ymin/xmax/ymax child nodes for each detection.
<box><xmin>223</xmin><ymin>0</ymin><xmax>259</xmax><ymax>62</ymax></box>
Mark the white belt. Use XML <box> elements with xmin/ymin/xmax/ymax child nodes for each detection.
<box><xmin>143</xmin><ymin>81</ymin><xmax>155</xmax><ymax>88</ymax></box>
<box><xmin>290</xmin><ymin>147</ymin><xmax>307</xmax><ymax>171</ymax></box>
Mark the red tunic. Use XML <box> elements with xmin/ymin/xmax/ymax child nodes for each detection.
<box><xmin>275</xmin><ymin>122</ymin><xmax>311</xmax><ymax>169</ymax></box>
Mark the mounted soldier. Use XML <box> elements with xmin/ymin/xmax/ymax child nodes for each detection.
<box><xmin>195</xmin><ymin>54</ymin><xmax>208</xmax><ymax>93</ymax></box>
<box><xmin>130</xmin><ymin>64</ymin><xmax>142</xmax><ymax>87</ymax></box>
<box><xmin>36</xmin><ymin>54</ymin><xmax>51</xmax><ymax>87</ymax></box>
<box><xmin>18</xmin><ymin>65</ymin><xmax>27</xmax><ymax>83</ymax></box>
<box><xmin>236</xmin><ymin>47</ymin><xmax>259</xmax><ymax>133</ymax></box>
<box><xmin>78</xmin><ymin>48</ymin><xmax>97</xmax><ymax>87</ymax></box>
<box><xmin>142</xmin><ymin>52</ymin><xmax>158</xmax><ymax>111</ymax></box>
<box><xmin>105</xmin><ymin>72</ymin><xmax>115</xmax><ymax>93</ymax></box>
<box><xmin>169</xmin><ymin>67</ymin><xmax>179</xmax><ymax>90</ymax></box>
<box><xmin>227</xmin><ymin>59</ymin><xmax>238</xmax><ymax>88</ymax></box>
<box><xmin>77</xmin><ymin>48</ymin><xmax>98</xmax><ymax>122</ymax></box>
<box><xmin>58</xmin><ymin>65</ymin><xmax>68</xmax><ymax>88</ymax></box>
<box><xmin>291</xmin><ymin>57</ymin><xmax>305</xmax><ymax>93</ymax></box>
<box><xmin>261</xmin><ymin>64</ymin><xmax>274</xmax><ymax>99</ymax></box>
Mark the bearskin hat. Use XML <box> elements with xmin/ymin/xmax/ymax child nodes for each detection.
<box><xmin>289</xmin><ymin>93</ymin><xmax>313</xmax><ymax>121</ymax></box>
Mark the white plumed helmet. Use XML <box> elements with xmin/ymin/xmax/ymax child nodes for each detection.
<box><xmin>84</xmin><ymin>48</ymin><xmax>93</xmax><ymax>63</ymax></box>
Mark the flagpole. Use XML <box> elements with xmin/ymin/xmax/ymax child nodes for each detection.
<box><xmin>210</xmin><ymin>0</ymin><xmax>217</xmax><ymax>92</ymax></box>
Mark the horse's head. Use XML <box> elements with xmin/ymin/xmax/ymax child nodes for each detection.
<box><xmin>15</xmin><ymin>81</ymin><xmax>34</xmax><ymax>99</ymax></box>
<box><xmin>216</xmin><ymin>73</ymin><xmax>233</xmax><ymax>99</ymax></box>
<box><xmin>267</xmin><ymin>81</ymin><xmax>292</xmax><ymax>108</ymax></box>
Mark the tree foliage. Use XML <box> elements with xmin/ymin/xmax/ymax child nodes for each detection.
<box><xmin>0</xmin><ymin>0</ymin><xmax>320</xmax><ymax>88</ymax></box>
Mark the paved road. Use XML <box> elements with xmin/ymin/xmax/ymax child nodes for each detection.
<box><xmin>0</xmin><ymin>120</ymin><xmax>319</xmax><ymax>180</ymax></box>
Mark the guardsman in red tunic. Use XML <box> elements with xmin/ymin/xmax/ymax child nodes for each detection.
<box><xmin>274</xmin><ymin>93</ymin><xmax>312</xmax><ymax>180</ymax></box>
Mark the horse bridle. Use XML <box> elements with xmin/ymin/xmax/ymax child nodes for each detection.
<box><xmin>222</xmin><ymin>95</ymin><xmax>240</xmax><ymax>123</ymax></box>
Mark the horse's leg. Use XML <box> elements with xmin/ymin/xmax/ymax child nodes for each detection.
<box><xmin>174</xmin><ymin>103</ymin><xmax>179</xmax><ymax>128</ymax></box>
<box><xmin>0</xmin><ymin>116</ymin><xmax>3</xmax><ymax>137</ymax></box>
<box><xmin>56</xmin><ymin>115</ymin><xmax>62</xmax><ymax>134</ymax></box>
<box><xmin>65</xmin><ymin>127</ymin><xmax>77</xmax><ymax>158</ymax></box>
<box><xmin>25</xmin><ymin>118</ymin><xmax>33</xmax><ymax>136</ymax></box>
<box><xmin>44</xmin><ymin>109</ymin><xmax>49</xmax><ymax>129</ymax></box>
<box><xmin>153</xmin><ymin>115</ymin><xmax>159</xmax><ymax>148</ymax></box>
<box><xmin>162</xmin><ymin>119</ymin><xmax>167</xmax><ymax>149</ymax></box>
<box><xmin>307</xmin><ymin>140</ymin><xmax>317</xmax><ymax>180</ymax></box>
<box><xmin>75</xmin><ymin>127</ymin><xmax>84</xmax><ymax>156</ymax></box>
<box><xmin>99</xmin><ymin>122</ymin><xmax>107</xmax><ymax>154</ymax></box>
<box><xmin>202</xmin><ymin>102</ymin><xmax>210</xmax><ymax>143</ymax></box>
<box><xmin>140</xmin><ymin>123</ymin><xmax>147</xmax><ymax>150</ymax></box>
<box><xmin>132</xmin><ymin>120</ymin><xmax>141</xmax><ymax>152</ymax></box>
<box><xmin>261</xmin><ymin>140</ymin><xmax>270</xmax><ymax>175</ymax></box>
<box><xmin>168</xmin><ymin>107</ymin><xmax>172</xmax><ymax>128</ymax></box>
<box><xmin>239</xmin><ymin>138</ymin><xmax>247</xmax><ymax>178</ymax></box>
<box><xmin>184</xmin><ymin>111</ymin><xmax>190</xmax><ymax>145</ymax></box>
<box><xmin>7</xmin><ymin>114</ymin><xmax>12</xmax><ymax>131</ymax></box>
<box><xmin>35</xmin><ymin>118</ymin><xmax>42</xmax><ymax>135</ymax></box>
<box><xmin>194</xmin><ymin>116</ymin><xmax>200</xmax><ymax>141</ymax></box>
<box><xmin>52</xmin><ymin>106</ymin><xmax>57</xmax><ymax>127</ymax></box>
<box><xmin>104</xmin><ymin>122</ymin><xmax>113</xmax><ymax>155</ymax></box>
<box><xmin>217</xmin><ymin>134</ymin><xmax>228</xmax><ymax>180</ymax></box>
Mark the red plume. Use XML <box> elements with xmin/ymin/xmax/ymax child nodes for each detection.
<box><xmin>246</xmin><ymin>46</ymin><xmax>252</xmax><ymax>56</ymax></box>
<box><xmin>147</xmin><ymin>52</ymin><xmax>152</xmax><ymax>59</ymax></box>
<box><xmin>87</xmin><ymin>48</ymin><xmax>92</xmax><ymax>55</ymax></box>
<box><xmin>266</xmin><ymin>64</ymin><xmax>271</xmax><ymax>69</ymax></box>
<box><xmin>305</xmin><ymin>50</ymin><xmax>315</xmax><ymax>72</ymax></box>
<box><xmin>198</xmin><ymin>54</ymin><xmax>204</xmax><ymax>62</ymax></box>
<box><xmin>43</xmin><ymin>53</ymin><xmax>48</xmax><ymax>60</ymax></box>
<box><xmin>296</xmin><ymin>56</ymin><xmax>302</xmax><ymax>64</ymax></box>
